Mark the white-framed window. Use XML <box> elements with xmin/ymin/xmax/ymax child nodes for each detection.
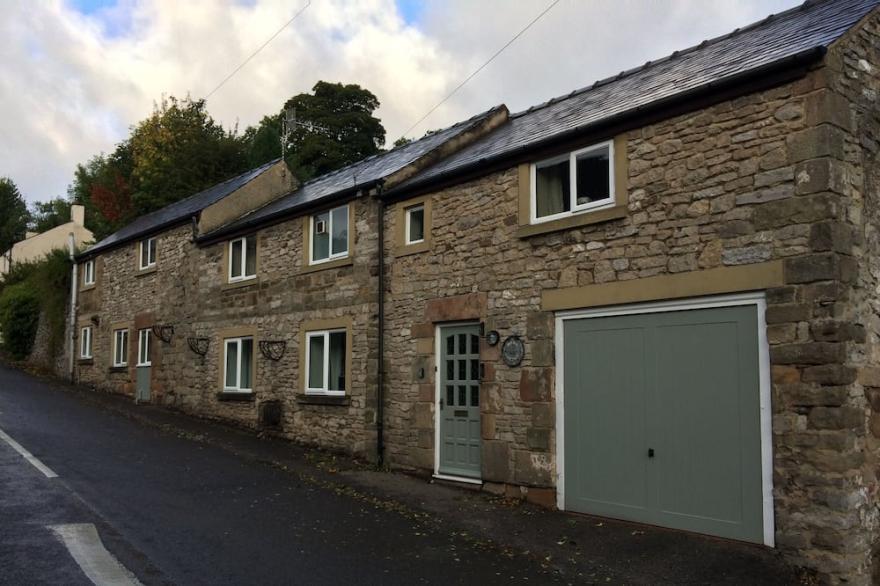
<box><xmin>305</xmin><ymin>329</ymin><xmax>346</xmax><ymax>396</ymax></box>
<box><xmin>405</xmin><ymin>203</ymin><xmax>425</xmax><ymax>245</ymax></box>
<box><xmin>530</xmin><ymin>140</ymin><xmax>614</xmax><ymax>224</ymax></box>
<box><xmin>82</xmin><ymin>260</ymin><xmax>95</xmax><ymax>285</ymax></box>
<box><xmin>223</xmin><ymin>337</ymin><xmax>254</xmax><ymax>392</ymax></box>
<box><xmin>228</xmin><ymin>236</ymin><xmax>257</xmax><ymax>282</ymax></box>
<box><xmin>80</xmin><ymin>326</ymin><xmax>92</xmax><ymax>359</ymax></box>
<box><xmin>137</xmin><ymin>328</ymin><xmax>151</xmax><ymax>366</ymax></box>
<box><xmin>113</xmin><ymin>329</ymin><xmax>129</xmax><ymax>367</ymax></box>
<box><xmin>310</xmin><ymin>204</ymin><xmax>349</xmax><ymax>264</ymax></box>
<box><xmin>139</xmin><ymin>237</ymin><xmax>157</xmax><ymax>270</ymax></box>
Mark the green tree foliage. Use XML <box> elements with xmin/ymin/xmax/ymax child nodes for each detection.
<box><xmin>0</xmin><ymin>177</ymin><xmax>30</xmax><ymax>254</ymax></box>
<box><xmin>282</xmin><ymin>82</ymin><xmax>385</xmax><ymax>181</ymax></box>
<box><xmin>0</xmin><ymin>282</ymin><xmax>41</xmax><ymax>359</ymax></box>
<box><xmin>128</xmin><ymin>96</ymin><xmax>247</xmax><ymax>215</ymax></box>
<box><xmin>241</xmin><ymin>114</ymin><xmax>282</xmax><ymax>168</ymax></box>
<box><xmin>69</xmin><ymin>145</ymin><xmax>134</xmax><ymax>240</ymax></box>
<box><xmin>0</xmin><ymin>249</ymin><xmax>71</xmax><ymax>360</ymax></box>
<box><xmin>29</xmin><ymin>197</ymin><xmax>70</xmax><ymax>233</ymax></box>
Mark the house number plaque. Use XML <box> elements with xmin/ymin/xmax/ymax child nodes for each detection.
<box><xmin>501</xmin><ymin>336</ymin><xmax>525</xmax><ymax>367</ymax></box>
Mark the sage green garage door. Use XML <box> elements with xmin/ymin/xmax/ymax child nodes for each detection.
<box><xmin>563</xmin><ymin>305</ymin><xmax>764</xmax><ymax>543</ymax></box>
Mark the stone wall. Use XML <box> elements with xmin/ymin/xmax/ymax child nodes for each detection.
<box><xmin>381</xmin><ymin>20</ymin><xmax>880</xmax><ymax>582</ymax></box>
<box><xmin>75</xmin><ymin>199</ymin><xmax>381</xmax><ymax>459</ymax></box>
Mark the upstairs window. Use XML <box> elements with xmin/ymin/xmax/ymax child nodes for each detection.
<box><xmin>531</xmin><ymin>141</ymin><xmax>614</xmax><ymax>223</ymax></box>
<box><xmin>310</xmin><ymin>205</ymin><xmax>349</xmax><ymax>264</ymax></box>
<box><xmin>80</xmin><ymin>326</ymin><xmax>92</xmax><ymax>359</ymax></box>
<box><xmin>139</xmin><ymin>237</ymin><xmax>157</xmax><ymax>270</ymax></box>
<box><xmin>113</xmin><ymin>329</ymin><xmax>128</xmax><ymax>367</ymax></box>
<box><xmin>228</xmin><ymin>236</ymin><xmax>257</xmax><ymax>282</ymax></box>
<box><xmin>82</xmin><ymin>260</ymin><xmax>95</xmax><ymax>286</ymax></box>
<box><xmin>305</xmin><ymin>329</ymin><xmax>346</xmax><ymax>396</ymax></box>
<box><xmin>405</xmin><ymin>204</ymin><xmax>425</xmax><ymax>245</ymax></box>
<box><xmin>223</xmin><ymin>337</ymin><xmax>253</xmax><ymax>392</ymax></box>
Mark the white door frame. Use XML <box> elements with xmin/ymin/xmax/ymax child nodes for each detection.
<box><xmin>433</xmin><ymin>321</ymin><xmax>483</xmax><ymax>485</ymax></box>
<box><xmin>554</xmin><ymin>291</ymin><xmax>775</xmax><ymax>547</ymax></box>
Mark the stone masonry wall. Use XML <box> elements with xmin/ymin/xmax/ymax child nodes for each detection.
<box><xmin>76</xmin><ymin>199</ymin><xmax>381</xmax><ymax>460</ymax></box>
<box><xmin>382</xmin><ymin>29</ymin><xmax>879</xmax><ymax>582</ymax></box>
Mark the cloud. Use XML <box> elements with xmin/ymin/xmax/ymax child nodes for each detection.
<box><xmin>0</xmin><ymin>0</ymin><xmax>800</xmax><ymax>204</ymax></box>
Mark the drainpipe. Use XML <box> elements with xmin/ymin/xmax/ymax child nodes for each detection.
<box><xmin>68</xmin><ymin>233</ymin><xmax>78</xmax><ymax>383</ymax></box>
<box><xmin>376</xmin><ymin>185</ymin><xmax>386</xmax><ymax>466</ymax></box>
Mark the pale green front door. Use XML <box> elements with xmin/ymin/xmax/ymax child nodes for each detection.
<box><xmin>563</xmin><ymin>305</ymin><xmax>764</xmax><ymax>543</ymax></box>
<box><xmin>438</xmin><ymin>325</ymin><xmax>481</xmax><ymax>479</ymax></box>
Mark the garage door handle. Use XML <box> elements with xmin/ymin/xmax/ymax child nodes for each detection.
<box><xmin>648</xmin><ymin>448</ymin><xmax>655</xmax><ymax>458</ymax></box>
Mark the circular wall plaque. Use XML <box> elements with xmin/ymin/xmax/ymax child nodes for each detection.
<box><xmin>501</xmin><ymin>336</ymin><xmax>525</xmax><ymax>367</ymax></box>
<box><xmin>486</xmin><ymin>330</ymin><xmax>500</xmax><ymax>346</ymax></box>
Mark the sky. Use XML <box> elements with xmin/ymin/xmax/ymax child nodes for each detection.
<box><xmin>1</xmin><ymin>0</ymin><xmax>802</xmax><ymax>205</ymax></box>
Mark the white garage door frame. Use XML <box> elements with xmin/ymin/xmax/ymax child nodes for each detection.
<box><xmin>554</xmin><ymin>291</ymin><xmax>775</xmax><ymax>547</ymax></box>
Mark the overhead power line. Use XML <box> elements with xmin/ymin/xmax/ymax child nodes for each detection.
<box><xmin>398</xmin><ymin>0</ymin><xmax>560</xmax><ymax>140</ymax></box>
<box><xmin>205</xmin><ymin>1</ymin><xmax>312</xmax><ymax>100</ymax></box>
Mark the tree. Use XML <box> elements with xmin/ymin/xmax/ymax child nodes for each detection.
<box><xmin>29</xmin><ymin>197</ymin><xmax>70</xmax><ymax>233</ymax></box>
<box><xmin>128</xmin><ymin>96</ymin><xmax>248</xmax><ymax>216</ymax></box>
<box><xmin>69</xmin><ymin>144</ymin><xmax>134</xmax><ymax>240</ymax></box>
<box><xmin>392</xmin><ymin>136</ymin><xmax>412</xmax><ymax>148</ymax></box>
<box><xmin>283</xmin><ymin>82</ymin><xmax>385</xmax><ymax>181</ymax></box>
<box><xmin>0</xmin><ymin>177</ymin><xmax>29</xmax><ymax>254</ymax></box>
<box><xmin>241</xmin><ymin>114</ymin><xmax>282</xmax><ymax>168</ymax></box>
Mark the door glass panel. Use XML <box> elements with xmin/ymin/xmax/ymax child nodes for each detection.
<box><xmin>471</xmin><ymin>334</ymin><xmax>479</xmax><ymax>354</ymax></box>
<box><xmin>446</xmin><ymin>335</ymin><xmax>454</xmax><ymax>355</ymax></box>
<box><xmin>446</xmin><ymin>360</ymin><xmax>454</xmax><ymax>381</ymax></box>
<box><xmin>458</xmin><ymin>360</ymin><xmax>466</xmax><ymax>380</ymax></box>
<box><xmin>446</xmin><ymin>385</ymin><xmax>454</xmax><ymax>406</ymax></box>
<box><xmin>458</xmin><ymin>334</ymin><xmax>466</xmax><ymax>353</ymax></box>
<box><xmin>458</xmin><ymin>385</ymin><xmax>466</xmax><ymax>407</ymax></box>
<box><xmin>471</xmin><ymin>386</ymin><xmax>479</xmax><ymax>407</ymax></box>
<box><xmin>471</xmin><ymin>359</ymin><xmax>479</xmax><ymax>380</ymax></box>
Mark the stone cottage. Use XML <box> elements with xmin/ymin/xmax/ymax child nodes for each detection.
<box><xmin>74</xmin><ymin>0</ymin><xmax>880</xmax><ymax>582</ymax></box>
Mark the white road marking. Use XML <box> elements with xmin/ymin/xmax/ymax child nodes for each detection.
<box><xmin>0</xmin><ymin>427</ymin><xmax>58</xmax><ymax>478</ymax></box>
<box><xmin>49</xmin><ymin>524</ymin><xmax>142</xmax><ymax>586</ymax></box>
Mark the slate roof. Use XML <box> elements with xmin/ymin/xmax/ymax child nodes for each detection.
<box><xmin>81</xmin><ymin>158</ymin><xmax>281</xmax><ymax>258</ymax></box>
<box><xmin>201</xmin><ymin>106</ymin><xmax>505</xmax><ymax>239</ymax></box>
<box><xmin>390</xmin><ymin>0</ymin><xmax>879</xmax><ymax>194</ymax></box>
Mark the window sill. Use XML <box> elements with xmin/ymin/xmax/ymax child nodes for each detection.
<box><xmin>300</xmin><ymin>256</ymin><xmax>353</xmax><ymax>274</ymax></box>
<box><xmin>517</xmin><ymin>204</ymin><xmax>628</xmax><ymax>238</ymax></box>
<box><xmin>78</xmin><ymin>358</ymin><xmax>94</xmax><ymax>365</ymax></box>
<box><xmin>395</xmin><ymin>240</ymin><xmax>431</xmax><ymax>257</ymax></box>
<box><xmin>108</xmin><ymin>366</ymin><xmax>128</xmax><ymax>373</ymax></box>
<box><xmin>296</xmin><ymin>394</ymin><xmax>350</xmax><ymax>406</ymax></box>
<box><xmin>135</xmin><ymin>265</ymin><xmax>157</xmax><ymax>277</ymax></box>
<box><xmin>80</xmin><ymin>283</ymin><xmax>96</xmax><ymax>292</ymax></box>
<box><xmin>222</xmin><ymin>277</ymin><xmax>260</xmax><ymax>291</ymax></box>
<box><xmin>216</xmin><ymin>391</ymin><xmax>255</xmax><ymax>402</ymax></box>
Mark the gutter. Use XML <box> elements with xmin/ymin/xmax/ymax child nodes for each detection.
<box><xmin>383</xmin><ymin>46</ymin><xmax>827</xmax><ymax>200</ymax></box>
<box><xmin>196</xmin><ymin>180</ymin><xmax>382</xmax><ymax>247</ymax></box>
<box><xmin>68</xmin><ymin>232</ymin><xmax>78</xmax><ymax>383</ymax></box>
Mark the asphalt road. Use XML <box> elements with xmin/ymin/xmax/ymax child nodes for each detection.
<box><xmin>0</xmin><ymin>364</ymin><xmax>562</xmax><ymax>586</ymax></box>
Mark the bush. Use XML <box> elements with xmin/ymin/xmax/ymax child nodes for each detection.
<box><xmin>0</xmin><ymin>282</ymin><xmax>41</xmax><ymax>359</ymax></box>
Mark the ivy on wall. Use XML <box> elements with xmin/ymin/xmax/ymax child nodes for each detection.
<box><xmin>0</xmin><ymin>249</ymin><xmax>71</xmax><ymax>360</ymax></box>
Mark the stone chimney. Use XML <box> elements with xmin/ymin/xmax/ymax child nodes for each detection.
<box><xmin>71</xmin><ymin>204</ymin><xmax>85</xmax><ymax>226</ymax></box>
